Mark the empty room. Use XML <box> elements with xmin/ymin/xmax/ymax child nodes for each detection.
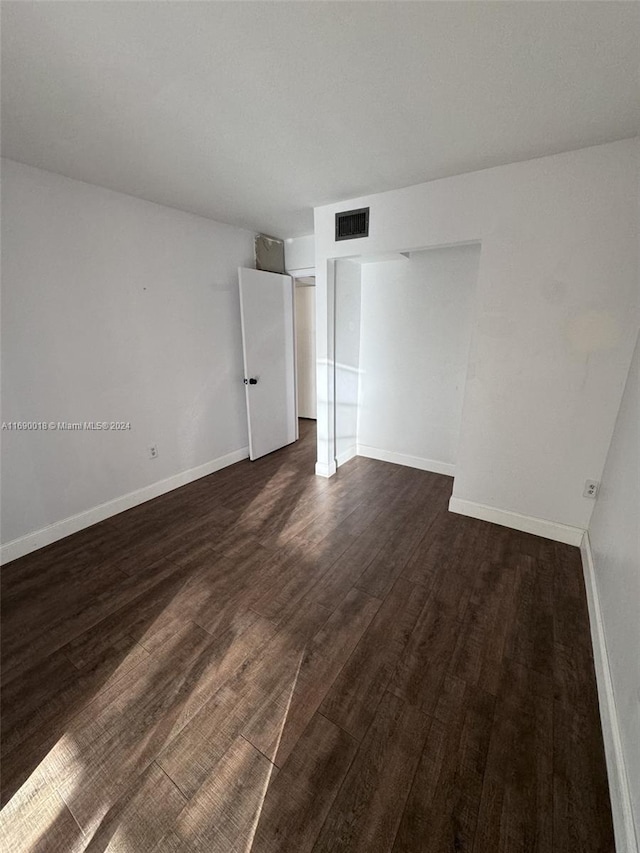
<box><xmin>1</xmin><ymin>2</ymin><xmax>638</xmax><ymax>852</ymax></box>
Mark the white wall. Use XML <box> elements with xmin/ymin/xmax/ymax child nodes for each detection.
<box><xmin>1</xmin><ymin>159</ymin><xmax>255</xmax><ymax>557</ymax></box>
<box><xmin>295</xmin><ymin>284</ymin><xmax>317</xmax><ymax>419</ymax></box>
<box><xmin>357</xmin><ymin>246</ymin><xmax>479</xmax><ymax>474</ymax></box>
<box><xmin>285</xmin><ymin>234</ymin><xmax>315</xmax><ymax>272</ymax></box>
<box><xmin>334</xmin><ymin>259</ymin><xmax>362</xmax><ymax>464</ymax></box>
<box><xmin>588</xmin><ymin>331</ymin><xmax>640</xmax><ymax>846</ymax></box>
<box><xmin>314</xmin><ymin>139</ymin><xmax>639</xmax><ymax>540</ymax></box>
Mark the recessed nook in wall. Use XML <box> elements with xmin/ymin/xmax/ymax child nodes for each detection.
<box><xmin>332</xmin><ymin>242</ymin><xmax>481</xmax><ymax>482</ymax></box>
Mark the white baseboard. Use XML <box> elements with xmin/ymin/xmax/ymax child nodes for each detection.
<box><xmin>356</xmin><ymin>445</ymin><xmax>455</xmax><ymax>477</ymax></box>
<box><xmin>336</xmin><ymin>446</ymin><xmax>357</xmax><ymax>468</ymax></box>
<box><xmin>315</xmin><ymin>460</ymin><xmax>337</xmax><ymax>478</ymax></box>
<box><xmin>448</xmin><ymin>496</ymin><xmax>585</xmax><ymax>546</ymax></box>
<box><xmin>581</xmin><ymin>532</ymin><xmax>638</xmax><ymax>853</ymax></box>
<box><xmin>0</xmin><ymin>447</ymin><xmax>249</xmax><ymax>565</ymax></box>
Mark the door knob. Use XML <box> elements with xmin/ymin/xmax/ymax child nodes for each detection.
<box><xmin>244</xmin><ymin>377</ymin><xmax>259</xmax><ymax>385</ymax></box>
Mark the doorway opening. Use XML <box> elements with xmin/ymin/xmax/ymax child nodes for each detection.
<box><xmin>237</xmin><ymin>265</ymin><xmax>317</xmax><ymax>465</ymax></box>
<box><xmin>294</xmin><ymin>275</ymin><xmax>316</xmax><ymax>421</ymax></box>
<box><xmin>333</xmin><ymin>243</ymin><xmax>481</xmax><ymax>476</ymax></box>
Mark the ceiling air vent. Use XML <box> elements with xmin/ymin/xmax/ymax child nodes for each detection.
<box><xmin>335</xmin><ymin>207</ymin><xmax>369</xmax><ymax>241</ymax></box>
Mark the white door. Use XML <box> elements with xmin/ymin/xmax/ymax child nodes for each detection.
<box><xmin>295</xmin><ymin>283</ymin><xmax>317</xmax><ymax>419</ymax></box>
<box><xmin>238</xmin><ymin>267</ymin><xmax>297</xmax><ymax>460</ymax></box>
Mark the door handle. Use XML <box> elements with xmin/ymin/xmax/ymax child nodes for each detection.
<box><xmin>244</xmin><ymin>377</ymin><xmax>259</xmax><ymax>385</ymax></box>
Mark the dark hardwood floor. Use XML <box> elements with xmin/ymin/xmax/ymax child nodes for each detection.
<box><xmin>0</xmin><ymin>420</ymin><xmax>614</xmax><ymax>852</ymax></box>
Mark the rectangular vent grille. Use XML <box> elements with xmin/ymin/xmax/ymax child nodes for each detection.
<box><xmin>335</xmin><ymin>207</ymin><xmax>369</xmax><ymax>241</ymax></box>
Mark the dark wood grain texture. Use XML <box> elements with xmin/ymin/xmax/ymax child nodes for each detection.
<box><xmin>1</xmin><ymin>420</ymin><xmax>614</xmax><ymax>852</ymax></box>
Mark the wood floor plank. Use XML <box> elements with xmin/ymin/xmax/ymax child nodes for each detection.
<box><xmin>552</xmin><ymin>542</ymin><xmax>593</xmax><ymax>652</ymax></box>
<box><xmin>307</xmin><ymin>507</ymin><xmax>397</xmax><ymax>609</ymax></box>
<box><xmin>447</xmin><ymin>559</ymin><xmax>519</xmax><ymax>695</ymax></box>
<box><xmin>36</xmin><ymin>615</ymin><xmax>273</xmax><ymax>834</ymax></box>
<box><xmin>1</xmin><ymin>555</ymin><xmax>128</xmax><ymax>650</ymax></box>
<box><xmin>0</xmin><ymin>785</ymin><xmax>84</xmax><ymax>853</ymax></box>
<box><xmin>166</xmin><ymin>736</ymin><xmax>273</xmax><ymax>852</ymax></box>
<box><xmin>60</xmin><ymin>559</ymin><xmax>202</xmax><ymax>668</ymax></box>
<box><xmin>552</xmin><ymin>643</ymin><xmax>614</xmax><ymax>852</ymax></box>
<box><xmin>354</xmin><ymin>484</ymin><xmax>444</xmax><ymax>599</ymax></box>
<box><xmin>505</xmin><ymin>555</ymin><xmax>554</xmax><ymax>678</ymax></box>
<box><xmin>242</xmin><ymin>587</ymin><xmax>381</xmax><ymax>767</ymax></box>
<box><xmin>156</xmin><ymin>594</ymin><xmax>332</xmax><ymax>797</ymax></box>
<box><xmin>250</xmin><ymin>531</ymin><xmax>358</xmax><ymax>622</ymax></box>
<box><xmin>401</xmin><ymin>504</ymin><xmax>462</xmax><ymax>587</ymax></box>
<box><xmin>90</xmin><ymin>504</ymin><xmax>237</xmax><ymax>577</ymax></box>
<box><xmin>249</xmin><ymin>713</ymin><xmax>358</xmax><ymax>853</ymax></box>
<box><xmin>1</xmin><ymin>639</ymin><xmax>149</xmax><ymax>762</ymax></box>
<box><xmin>388</xmin><ymin>593</ymin><xmax>460</xmax><ymax>715</ymax></box>
<box><xmin>474</xmin><ymin>660</ymin><xmax>554</xmax><ymax>853</ymax></box>
<box><xmin>306</xmin><ymin>467</ymin><xmax>444</xmax><ymax>612</ymax></box>
<box><xmin>73</xmin><ymin>761</ymin><xmax>187</xmax><ymax>852</ymax></box>
<box><xmin>237</xmin><ymin>459</ymin><xmax>338</xmax><ymax>538</ymax></box>
<box><xmin>312</xmin><ymin>691</ymin><xmax>431</xmax><ymax>853</ymax></box>
<box><xmin>1</xmin><ymin>542</ymin><xmax>110</xmax><ymax>613</ymax></box>
<box><xmin>2</xmin><ymin>556</ymin><xmax>186</xmax><ymax>681</ymax></box>
<box><xmin>156</xmin><ymin>708</ymin><xmax>359</xmax><ymax>853</ymax></box>
<box><xmin>320</xmin><ymin>577</ymin><xmax>430</xmax><ymax>740</ymax></box>
<box><xmin>393</xmin><ymin>680</ymin><xmax>495</xmax><ymax>853</ymax></box>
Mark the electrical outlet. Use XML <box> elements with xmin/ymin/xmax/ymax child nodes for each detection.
<box><xmin>583</xmin><ymin>479</ymin><xmax>599</xmax><ymax>499</ymax></box>
<box><xmin>149</xmin><ymin>444</ymin><xmax>159</xmax><ymax>460</ymax></box>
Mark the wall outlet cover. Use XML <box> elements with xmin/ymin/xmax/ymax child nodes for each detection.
<box><xmin>583</xmin><ymin>479</ymin><xmax>599</xmax><ymax>498</ymax></box>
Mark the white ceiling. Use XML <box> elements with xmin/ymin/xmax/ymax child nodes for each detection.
<box><xmin>2</xmin><ymin>1</ymin><xmax>638</xmax><ymax>237</ymax></box>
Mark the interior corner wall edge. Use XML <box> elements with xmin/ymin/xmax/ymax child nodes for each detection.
<box><xmin>0</xmin><ymin>158</ymin><xmax>256</xmax><ymax>557</ymax></box>
<box><xmin>585</xmin><ymin>330</ymin><xmax>640</xmax><ymax>851</ymax></box>
<box><xmin>313</xmin><ymin>138</ymin><xmax>640</xmax><ymax>532</ymax></box>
